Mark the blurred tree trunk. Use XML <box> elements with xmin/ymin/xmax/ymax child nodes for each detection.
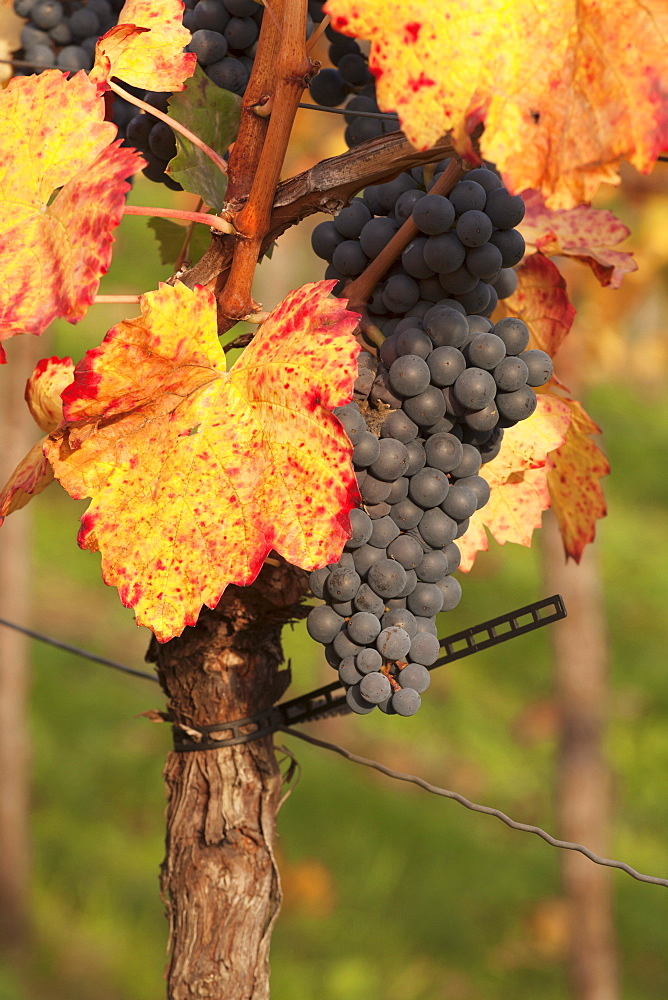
<box><xmin>147</xmin><ymin>560</ymin><xmax>307</xmax><ymax>1000</ymax></box>
<box><xmin>0</xmin><ymin>337</ymin><xmax>43</xmax><ymax>957</ymax></box>
<box><xmin>542</xmin><ymin>512</ymin><xmax>619</xmax><ymax>1000</ymax></box>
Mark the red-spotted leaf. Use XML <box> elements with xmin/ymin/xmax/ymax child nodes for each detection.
<box><xmin>0</xmin><ymin>355</ymin><xmax>75</xmax><ymax>524</ymax></box>
<box><xmin>520</xmin><ymin>190</ymin><xmax>637</xmax><ymax>288</ymax></box>
<box><xmin>458</xmin><ymin>394</ymin><xmax>571</xmax><ymax>571</ymax></box>
<box><xmin>493</xmin><ymin>252</ymin><xmax>576</xmax><ymax>358</ymax></box>
<box><xmin>0</xmin><ymin>71</ymin><xmax>143</xmax><ymax>359</ymax></box>
<box><xmin>547</xmin><ymin>396</ymin><xmax>609</xmax><ymax>560</ymax></box>
<box><xmin>91</xmin><ymin>0</ymin><xmax>196</xmax><ymax>91</ymax></box>
<box><xmin>45</xmin><ymin>281</ymin><xmax>361</xmax><ymax>642</ymax></box>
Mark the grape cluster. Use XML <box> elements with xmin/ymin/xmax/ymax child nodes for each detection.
<box><xmin>307</xmin><ymin>300</ymin><xmax>553</xmax><ymax>717</ymax></box>
<box><xmin>312</xmin><ymin>162</ymin><xmax>523</xmax><ymax>324</ymax></box>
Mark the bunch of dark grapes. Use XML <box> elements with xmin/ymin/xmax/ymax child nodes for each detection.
<box><xmin>307</xmin><ymin>302</ymin><xmax>553</xmax><ymax>717</ymax></box>
<box><xmin>312</xmin><ymin>162</ymin><xmax>523</xmax><ymax>324</ymax></box>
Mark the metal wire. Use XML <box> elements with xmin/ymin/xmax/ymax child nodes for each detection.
<box><xmin>0</xmin><ymin>617</ymin><xmax>159</xmax><ymax>684</ymax></box>
<box><xmin>280</xmin><ymin>725</ymin><xmax>668</xmax><ymax>889</ymax></box>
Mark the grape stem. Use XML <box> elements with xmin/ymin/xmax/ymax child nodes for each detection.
<box><xmin>344</xmin><ymin>157</ymin><xmax>468</xmax><ymax>312</ymax></box>
<box><xmin>109</xmin><ymin>80</ymin><xmax>229</xmax><ymax>177</ymax></box>
<box><xmin>123</xmin><ymin>204</ymin><xmax>234</xmax><ymax>234</ymax></box>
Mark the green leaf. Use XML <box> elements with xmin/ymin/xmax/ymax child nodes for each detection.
<box><xmin>166</xmin><ymin>65</ymin><xmax>241</xmax><ymax>211</ymax></box>
<box><xmin>147</xmin><ymin>218</ymin><xmax>212</xmax><ymax>268</ymax></box>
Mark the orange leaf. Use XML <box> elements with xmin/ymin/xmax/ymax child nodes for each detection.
<box><xmin>458</xmin><ymin>394</ymin><xmax>571</xmax><ymax>571</ymax></box>
<box><xmin>45</xmin><ymin>281</ymin><xmax>361</xmax><ymax>642</ymax></box>
<box><xmin>520</xmin><ymin>190</ymin><xmax>637</xmax><ymax>288</ymax></box>
<box><xmin>547</xmin><ymin>396</ymin><xmax>609</xmax><ymax>561</ymax></box>
<box><xmin>91</xmin><ymin>0</ymin><xmax>196</xmax><ymax>91</ymax></box>
<box><xmin>0</xmin><ymin>71</ymin><xmax>143</xmax><ymax>357</ymax></box>
<box><xmin>325</xmin><ymin>0</ymin><xmax>668</xmax><ymax>207</ymax></box>
<box><xmin>493</xmin><ymin>252</ymin><xmax>575</xmax><ymax>358</ymax></box>
<box><xmin>0</xmin><ymin>441</ymin><xmax>54</xmax><ymax>525</ymax></box>
<box><xmin>0</xmin><ymin>355</ymin><xmax>75</xmax><ymax>523</ymax></box>
<box><xmin>25</xmin><ymin>356</ymin><xmax>75</xmax><ymax>433</ymax></box>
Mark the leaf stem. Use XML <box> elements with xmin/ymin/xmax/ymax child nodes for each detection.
<box><xmin>109</xmin><ymin>80</ymin><xmax>228</xmax><ymax>177</ymax></box>
<box><xmin>123</xmin><ymin>204</ymin><xmax>234</xmax><ymax>234</ymax></box>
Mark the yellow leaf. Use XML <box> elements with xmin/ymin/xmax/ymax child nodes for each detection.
<box><xmin>45</xmin><ymin>281</ymin><xmax>362</xmax><ymax>642</ymax></box>
<box><xmin>326</xmin><ymin>0</ymin><xmax>668</xmax><ymax>207</ymax></box>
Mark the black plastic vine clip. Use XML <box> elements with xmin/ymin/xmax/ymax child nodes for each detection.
<box><xmin>171</xmin><ymin>594</ymin><xmax>567</xmax><ymax>750</ymax></box>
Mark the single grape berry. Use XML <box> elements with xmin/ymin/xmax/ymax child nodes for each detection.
<box><xmin>392</xmin><ymin>687</ymin><xmax>421</xmax><ymax>716</ymax></box>
<box><xmin>520</xmin><ymin>349</ymin><xmax>554</xmax><ymax>387</ymax></box>
<box><xmin>360</xmin><ymin>672</ymin><xmax>392</xmax><ymax>705</ymax></box>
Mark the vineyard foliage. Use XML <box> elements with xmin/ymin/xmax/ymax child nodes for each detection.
<box><xmin>0</xmin><ymin>0</ymin><xmax>666</xmax><ymax>638</ymax></box>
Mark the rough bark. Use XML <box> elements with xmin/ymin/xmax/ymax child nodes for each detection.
<box><xmin>542</xmin><ymin>513</ymin><xmax>619</xmax><ymax>1000</ymax></box>
<box><xmin>146</xmin><ymin>560</ymin><xmax>308</xmax><ymax>1000</ymax></box>
<box><xmin>0</xmin><ymin>335</ymin><xmax>42</xmax><ymax>957</ymax></box>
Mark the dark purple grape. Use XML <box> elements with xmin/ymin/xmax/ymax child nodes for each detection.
<box><xmin>338</xmin><ymin>51</ymin><xmax>371</xmax><ymax>85</ymax></box>
<box><xmin>389</xmin><ymin>499</ymin><xmax>423</xmax><ymax>531</ymax></box>
<box><xmin>360</xmin><ymin>671</ymin><xmax>392</xmax><ymax>704</ymax></box>
<box><xmin>412</xmin><ymin>194</ymin><xmax>455</xmax><ymax>235</ymax></box>
<box><xmin>333</xmin><ymin>629</ymin><xmax>364</xmax><ymax>660</ymax></box>
<box><xmin>368</xmin><ymin>559</ymin><xmax>407</xmax><ymax>599</ymax></box>
<box><xmin>380</xmin><ymin>409</ymin><xmax>419</xmax><ymax>443</ymax></box>
<box><xmin>148</xmin><ymin>121</ymin><xmax>177</xmax><ymax>161</ymax></box>
<box><xmin>402</xmin><ymin>238</ymin><xmax>435</xmax><ymax>279</ymax></box>
<box><xmin>207</xmin><ymin>56</ymin><xmax>248</xmax><ymax>93</ymax></box>
<box><xmin>407</xmin><ymin>582</ymin><xmax>444</xmax><ymax>617</ymax></box>
<box><xmin>307</xmin><ymin>605</ymin><xmax>345</xmax><ymax>643</ymax></box>
<box><xmin>465</xmin><ymin>242</ymin><xmax>503</xmax><ymax>279</ymax></box>
<box><xmin>463</xmin><ymin>403</ymin><xmax>499</xmax><ymax>432</ymax></box>
<box><xmin>187</xmin><ymin>27</ymin><xmax>229</xmax><ymax>63</ymax></box>
<box><xmin>365</xmin><ymin>502</ymin><xmax>392</xmax><ymax>520</ymax></box>
<box><xmin>334</xmin><ymin>402</ymin><xmax>366</xmax><ymax>444</ymax></box>
<box><xmin>449</xmin><ymin>443</ymin><xmax>482</xmax><ymax>478</ymax></box>
<box><xmin>493</xmin><ymin>356</ymin><xmax>529</xmax><ymax>392</ymax></box>
<box><xmin>426</xmin><ymin>346</ymin><xmax>466</xmax><ymax>387</ymax></box>
<box><xmin>193</xmin><ymin>0</ymin><xmax>231</xmax><ymax>30</ymax></box>
<box><xmin>339</xmin><ymin>659</ymin><xmax>364</xmax><ymax>686</ymax></box>
<box><xmin>449</xmin><ymin>179</ymin><xmax>486</xmax><ymax>214</ymax></box>
<box><xmin>382</xmin><ymin>274</ymin><xmax>420</xmax><ymax>314</ymax></box>
<box><xmin>344</xmin><ymin>508</ymin><xmax>373</xmax><ymax>549</ymax></box>
<box><xmin>415</xmin><ymin>549</ymin><xmax>449</xmax><ymax>583</ymax></box>
<box><xmin>467</xmin><ymin>316</ymin><xmax>493</xmax><ymax>334</ymax></box>
<box><xmin>404</xmin><ymin>439</ymin><xmax>426</xmax><ymax>476</ymax></box>
<box><xmin>375</xmin><ymin>173</ymin><xmax>418</xmax><ymax>212</ymax></box>
<box><xmin>493</xmin><ymin>317</ymin><xmax>530</xmax><ymax>355</ymax></box>
<box><xmin>485</xmin><ymin>188</ymin><xmax>525</xmax><ymax>228</ymax></box>
<box><xmin>360</xmin><ymin>217</ymin><xmax>399</xmax><ymax>257</ymax></box>
<box><xmin>414</xmin><ymin>616</ymin><xmax>438</xmax><ymax>635</ymax></box>
<box><xmin>438</xmin><ymin>266</ymin><xmax>479</xmax><ymax>295</ymax></box>
<box><xmin>310</xmin><ymin>67</ymin><xmax>347</xmax><ymax>106</ymax></box>
<box><xmin>423</xmin><ymin>233</ymin><xmax>466</xmax><ymax>274</ymax></box>
<box><xmin>334</xmin><ymin>199</ymin><xmax>372</xmax><ymax>238</ymax></box>
<box><xmin>489</xmin><ymin>228</ymin><xmax>525</xmax><ymax>268</ymax></box>
<box><xmin>441</xmin><ymin>484</ymin><xmax>478</xmax><ymax>520</ymax></box>
<box><xmin>436</xmin><ymin>575</ymin><xmax>462</xmax><ymax>611</ymax></box>
<box><xmin>424</xmin><ymin>307</ymin><xmax>468</xmax><ymax>348</ymax></box>
<box><xmin>392</xmin><ymin>687</ymin><xmax>421</xmax><ymax>715</ymax></box>
<box><xmin>496</xmin><ymin>385</ymin><xmax>538</xmax><ymax>421</ymax></box>
<box><xmin>408</xmin><ymin>467</ymin><xmax>450</xmax><ymax>508</ymax></box>
<box><xmin>492</xmin><ymin>268</ymin><xmax>519</xmax><ymax>299</ymax></box>
<box><xmin>347</xmin><ymin>611</ymin><xmax>382</xmax><ymax>645</ymax></box>
<box><xmin>408</xmin><ymin>632</ymin><xmax>440</xmax><ymax>666</ymax></box>
<box><xmin>464</xmin><ymin>333</ymin><xmax>506</xmax><ymax>370</ymax></box>
<box><xmin>386</xmin><ymin>477</ymin><xmax>409</xmax><ymax>504</ymax></box>
<box><xmin>326</xmin><ymin>567</ymin><xmax>361</xmax><ymax>602</ymax></box>
<box><xmin>418</xmin><ymin>508</ymin><xmax>457</xmax><ymax>547</ymax></box>
<box><xmin>346</xmin><ymin>684</ymin><xmax>376</xmax><ymax>714</ymax></box>
<box><xmin>352</xmin><ymin>432</ymin><xmax>381</xmax><ymax>468</ymax></box>
<box><xmin>520</xmin><ymin>349</ymin><xmax>554</xmax><ymax>386</ymax></box>
<box><xmin>32</xmin><ymin>0</ymin><xmax>62</xmax><ymax>27</ymax></box>
<box><xmin>424</xmin><ymin>432</ymin><xmax>463</xmax><ymax>473</ymax></box>
<box><xmin>353</xmin><ymin>583</ymin><xmax>385</xmax><ymax>616</ymax></box>
<box><xmin>395</xmin><ymin>188</ymin><xmax>425</xmax><ymax>223</ymax></box>
<box><xmin>456</xmin><ymin>210</ymin><xmax>493</xmax><ymax>247</ymax></box>
<box><xmin>376</xmin><ymin>626</ymin><xmax>411</xmax><ymax>660</ymax></box>
<box><xmin>56</xmin><ymin>44</ymin><xmax>90</xmax><ymax>71</ymax></box>
<box><xmin>399</xmin><ymin>662</ymin><xmax>432</xmax><ymax>691</ymax></box>
<box><xmin>388</xmin><ymin>355</ymin><xmax>431</xmax><ymax>397</ymax></box>
<box><xmin>381</xmin><ymin>608</ymin><xmax>417</xmax><ymax>638</ymax></box>
<box><xmin>356</xmin><ymin>648</ymin><xmax>383</xmax><ymax>673</ymax></box>
<box><xmin>369</xmin><ymin>438</ymin><xmax>410</xmax><ymax>481</ymax></box>
<box><xmin>453</xmin><ymin>368</ymin><xmax>497</xmax><ymax>409</ymax></box>
<box><xmin>360</xmin><ymin>473</ymin><xmax>392</xmax><ymax>504</ymax></box>
<box><xmin>386</xmin><ymin>534</ymin><xmax>423</xmax><ymax>570</ymax></box>
<box><xmin>457</xmin><ymin>282</ymin><xmax>492</xmax><ymax>314</ymax></box>
<box><xmin>368</xmin><ymin>515</ymin><xmax>400</xmax><ymax>548</ymax></box>
<box><xmin>311</xmin><ymin>220</ymin><xmax>344</xmax><ymax>260</ymax></box>
<box><xmin>68</xmin><ymin>6</ymin><xmax>98</xmax><ymax>35</ymax></box>
<box><xmin>479</xmin><ymin>428</ymin><xmax>504</xmax><ymax>464</ymax></box>
<box><xmin>444</xmin><ymin>542</ymin><xmax>461</xmax><ymax>573</ymax></box>
<box><xmin>402</xmin><ymin>385</ymin><xmax>446</xmax><ymax>426</ymax></box>
<box><xmin>309</xmin><ymin>566</ymin><xmax>330</xmax><ymax>598</ymax></box>
<box><xmin>332</xmin><ymin>239</ymin><xmax>368</xmax><ymax>276</ymax></box>
<box><xmin>466</xmin><ymin>166</ymin><xmax>503</xmax><ymax>193</ymax></box>
<box><xmin>456</xmin><ymin>475</ymin><xmax>491</xmax><ymax>509</ymax></box>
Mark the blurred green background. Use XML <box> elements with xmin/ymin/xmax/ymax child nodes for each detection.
<box><xmin>0</xmin><ymin>162</ymin><xmax>667</xmax><ymax>1000</ymax></box>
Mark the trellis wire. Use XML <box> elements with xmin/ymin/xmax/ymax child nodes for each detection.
<box><xmin>280</xmin><ymin>725</ymin><xmax>668</xmax><ymax>889</ymax></box>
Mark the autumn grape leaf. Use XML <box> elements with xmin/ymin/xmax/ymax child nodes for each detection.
<box><xmin>166</xmin><ymin>65</ymin><xmax>240</xmax><ymax>211</ymax></box>
<box><xmin>547</xmin><ymin>397</ymin><xmax>609</xmax><ymax>560</ymax></box>
<box><xmin>91</xmin><ymin>0</ymin><xmax>196</xmax><ymax>91</ymax></box>
<box><xmin>44</xmin><ymin>281</ymin><xmax>361</xmax><ymax>642</ymax></box>
<box><xmin>457</xmin><ymin>395</ymin><xmax>571</xmax><ymax>572</ymax></box>
<box><xmin>0</xmin><ymin>356</ymin><xmax>74</xmax><ymax>524</ymax></box>
<box><xmin>493</xmin><ymin>253</ymin><xmax>576</xmax><ymax>358</ymax></box>
<box><xmin>520</xmin><ymin>190</ymin><xmax>637</xmax><ymax>288</ymax></box>
<box><xmin>326</xmin><ymin>0</ymin><xmax>668</xmax><ymax>207</ymax></box>
<box><xmin>0</xmin><ymin>71</ymin><xmax>144</xmax><ymax>359</ymax></box>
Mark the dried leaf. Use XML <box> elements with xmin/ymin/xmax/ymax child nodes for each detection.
<box><xmin>92</xmin><ymin>0</ymin><xmax>196</xmax><ymax>91</ymax></box>
<box><xmin>25</xmin><ymin>356</ymin><xmax>75</xmax><ymax>433</ymax></box>
<box><xmin>0</xmin><ymin>356</ymin><xmax>75</xmax><ymax>522</ymax></box>
<box><xmin>0</xmin><ymin>71</ymin><xmax>143</xmax><ymax>358</ymax></box>
<box><xmin>493</xmin><ymin>252</ymin><xmax>576</xmax><ymax>358</ymax></box>
<box><xmin>326</xmin><ymin>0</ymin><xmax>668</xmax><ymax>207</ymax></box>
<box><xmin>547</xmin><ymin>397</ymin><xmax>609</xmax><ymax>561</ymax></box>
<box><xmin>167</xmin><ymin>65</ymin><xmax>240</xmax><ymax>211</ymax></box>
<box><xmin>520</xmin><ymin>190</ymin><xmax>637</xmax><ymax>288</ymax></box>
<box><xmin>45</xmin><ymin>281</ymin><xmax>361</xmax><ymax>642</ymax></box>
